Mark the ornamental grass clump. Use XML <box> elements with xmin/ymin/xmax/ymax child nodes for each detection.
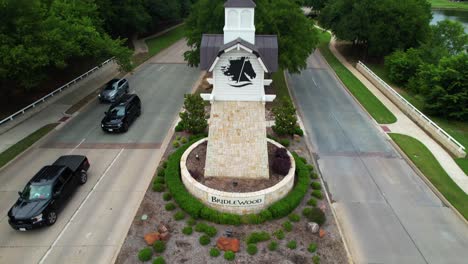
<box><xmin>311</xmin><ymin>182</ymin><xmax>321</xmax><ymax>190</ymax></box>
<box><xmin>174</xmin><ymin>211</ymin><xmax>185</xmax><ymax>221</ymax></box>
<box><xmin>152</xmin><ymin>257</ymin><xmax>165</xmax><ymax>264</ymax></box>
<box><xmin>287</xmin><ymin>240</ymin><xmax>297</xmax><ymax>249</ymax></box>
<box><xmin>247</xmin><ymin>244</ymin><xmax>258</xmax><ymax>255</ymax></box>
<box><xmin>165</xmin><ymin>203</ymin><xmax>176</xmax><ymax>211</ymax></box>
<box><xmin>283</xmin><ymin>221</ymin><xmax>293</xmax><ymax>232</ymax></box>
<box><xmin>268</xmin><ymin>241</ymin><xmax>278</xmax><ymax>251</ymax></box>
<box><xmin>312</xmin><ymin>190</ymin><xmax>323</xmax><ymax>199</ymax></box>
<box><xmin>182</xmin><ymin>226</ymin><xmax>193</xmax><ymax>235</ymax></box>
<box><xmin>246</xmin><ymin>231</ymin><xmax>271</xmax><ymax>244</ymax></box>
<box><xmin>308</xmin><ymin>242</ymin><xmax>318</xmax><ymax>253</ymax></box>
<box><xmin>199</xmin><ymin>235</ymin><xmax>210</xmax><ymax>245</ymax></box>
<box><xmin>138</xmin><ymin>248</ymin><xmax>152</xmax><ymax>262</ymax></box>
<box><xmin>224</xmin><ymin>251</ymin><xmax>235</xmax><ymax>261</ymax></box>
<box><xmin>153</xmin><ymin>240</ymin><xmax>165</xmax><ymax>253</ymax></box>
<box><xmin>273</xmin><ymin>229</ymin><xmax>285</xmax><ymax>240</ymax></box>
<box><xmin>210</xmin><ymin>248</ymin><xmax>220</xmax><ymax>257</ymax></box>
<box><xmin>163</xmin><ymin>192</ymin><xmax>172</xmax><ymax>201</ymax></box>
<box><xmin>307</xmin><ymin>198</ymin><xmax>317</xmax><ymax>207</ymax></box>
<box><xmin>302</xmin><ymin>207</ymin><xmax>326</xmax><ymax>225</ymax></box>
<box><xmin>288</xmin><ymin>213</ymin><xmax>300</xmax><ymax>222</ymax></box>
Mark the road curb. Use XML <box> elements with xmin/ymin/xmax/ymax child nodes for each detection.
<box><xmin>283</xmin><ymin>70</ymin><xmax>355</xmax><ymax>264</ymax></box>
<box><xmin>387</xmin><ymin>136</ymin><xmax>468</xmax><ymax>225</ymax></box>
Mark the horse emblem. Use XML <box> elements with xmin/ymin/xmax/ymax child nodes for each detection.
<box><xmin>221</xmin><ymin>57</ymin><xmax>256</xmax><ymax>87</ymax></box>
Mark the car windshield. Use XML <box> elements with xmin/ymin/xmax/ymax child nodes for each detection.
<box><xmin>104</xmin><ymin>81</ymin><xmax>118</xmax><ymax>90</ymax></box>
<box><xmin>22</xmin><ymin>184</ymin><xmax>52</xmax><ymax>200</ymax></box>
<box><xmin>108</xmin><ymin>106</ymin><xmax>125</xmax><ymax>117</ymax></box>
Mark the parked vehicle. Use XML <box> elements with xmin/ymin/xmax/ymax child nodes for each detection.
<box><xmin>98</xmin><ymin>78</ymin><xmax>129</xmax><ymax>103</ymax></box>
<box><xmin>101</xmin><ymin>94</ymin><xmax>141</xmax><ymax>133</ymax></box>
<box><xmin>7</xmin><ymin>155</ymin><xmax>90</xmax><ymax>231</ymax></box>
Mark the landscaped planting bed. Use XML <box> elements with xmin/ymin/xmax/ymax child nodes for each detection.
<box><xmin>115</xmin><ymin>133</ymin><xmax>347</xmax><ymax>263</ymax></box>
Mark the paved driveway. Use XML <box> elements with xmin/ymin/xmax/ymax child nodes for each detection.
<box><xmin>287</xmin><ymin>50</ymin><xmax>468</xmax><ymax>264</ymax></box>
<box><xmin>0</xmin><ymin>46</ymin><xmax>201</xmax><ymax>263</ymax></box>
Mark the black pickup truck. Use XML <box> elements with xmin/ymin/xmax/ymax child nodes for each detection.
<box><xmin>7</xmin><ymin>155</ymin><xmax>90</xmax><ymax>231</ymax></box>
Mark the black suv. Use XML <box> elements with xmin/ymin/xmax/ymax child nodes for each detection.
<box><xmin>101</xmin><ymin>94</ymin><xmax>141</xmax><ymax>133</ymax></box>
<box><xmin>8</xmin><ymin>155</ymin><xmax>90</xmax><ymax>230</ymax></box>
<box><xmin>98</xmin><ymin>78</ymin><xmax>129</xmax><ymax>103</ymax></box>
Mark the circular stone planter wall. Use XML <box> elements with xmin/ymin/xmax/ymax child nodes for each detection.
<box><xmin>180</xmin><ymin>138</ymin><xmax>295</xmax><ymax>215</ymax></box>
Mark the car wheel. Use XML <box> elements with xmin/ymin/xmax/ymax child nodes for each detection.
<box><xmin>46</xmin><ymin>211</ymin><xmax>57</xmax><ymax>226</ymax></box>
<box><xmin>79</xmin><ymin>170</ymin><xmax>87</xmax><ymax>185</ymax></box>
<box><xmin>122</xmin><ymin>122</ymin><xmax>129</xmax><ymax>132</ymax></box>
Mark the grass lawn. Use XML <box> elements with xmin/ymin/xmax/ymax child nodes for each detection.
<box><xmin>389</xmin><ymin>133</ymin><xmax>468</xmax><ymax>220</ymax></box>
<box><xmin>272</xmin><ymin>70</ymin><xmax>291</xmax><ymax>103</ymax></box>
<box><xmin>131</xmin><ymin>25</ymin><xmax>186</xmax><ymax>67</ymax></box>
<box><xmin>316</xmin><ymin>31</ymin><xmax>397</xmax><ymax>124</ymax></box>
<box><xmin>430</xmin><ymin>0</ymin><xmax>468</xmax><ymax>10</ymax></box>
<box><xmin>0</xmin><ymin>123</ymin><xmax>58</xmax><ymax>169</ymax></box>
<box><xmin>365</xmin><ymin>61</ymin><xmax>468</xmax><ymax>175</ymax></box>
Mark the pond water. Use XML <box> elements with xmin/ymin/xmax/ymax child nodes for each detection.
<box><xmin>431</xmin><ymin>9</ymin><xmax>468</xmax><ymax>32</ymax></box>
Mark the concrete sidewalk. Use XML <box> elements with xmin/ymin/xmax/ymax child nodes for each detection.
<box><xmin>329</xmin><ymin>38</ymin><xmax>468</xmax><ymax>194</ymax></box>
<box><xmin>0</xmin><ymin>61</ymin><xmax>119</xmax><ymax>153</ymax></box>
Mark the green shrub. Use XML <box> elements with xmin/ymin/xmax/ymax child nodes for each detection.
<box><xmin>268</xmin><ymin>154</ymin><xmax>310</xmax><ymax>218</ymax></box>
<box><xmin>175</xmin><ymin>122</ymin><xmax>184</xmax><ymax>132</ymax></box>
<box><xmin>288</xmin><ymin>213</ymin><xmax>300</xmax><ymax>222</ymax></box>
<box><xmin>307</xmin><ymin>198</ymin><xmax>317</xmax><ymax>207</ymax></box>
<box><xmin>155</xmin><ymin>177</ymin><xmax>165</xmax><ymax>184</ymax></box>
<box><xmin>164</xmin><ymin>139</ymin><xmax>309</xmax><ymax>225</ymax></box>
<box><xmin>157</xmin><ymin>168</ymin><xmax>165</xmax><ymax>177</ymax></box>
<box><xmin>283</xmin><ymin>221</ymin><xmax>293</xmax><ymax>232</ymax></box>
<box><xmin>268</xmin><ymin>241</ymin><xmax>278</xmax><ymax>251</ymax></box>
<box><xmin>176</xmin><ymin>135</ymin><xmax>181</xmax><ymax>141</ymax></box>
<box><xmin>163</xmin><ymin>192</ymin><xmax>172</xmax><ymax>201</ymax></box>
<box><xmin>311</xmin><ymin>190</ymin><xmax>323</xmax><ymax>199</ymax></box>
<box><xmin>273</xmin><ymin>229</ymin><xmax>285</xmax><ymax>240</ymax></box>
<box><xmin>312</xmin><ymin>255</ymin><xmax>320</xmax><ymax>264</ymax></box>
<box><xmin>161</xmin><ymin>161</ymin><xmax>168</xmax><ymax>169</ymax></box>
<box><xmin>287</xmin><ymin>240</ymin><xmax>297</xmax><ymax>249</ymax></box>
<box><xmin>199</xmin><ymin>235</ymin><xmax>210</xmax><ymax>246</ymax></box>
<box><xmin>178</xmin><ymin>94</ymin><xmax>208</xmax><ymax>134</ymax></box>
<box><xmin>165</xmin><ymin>203</ymin><xmax>176</xmax><ymax>211</ymax></box>
<box><xmin>152</xmin><ymin>183</ymin><xmax>165</xmax><ymax>192</ymax></box>
<box><xmin>195</xmin><ymin>222</ymin><xmax>208</xmax><ymax>232</ymax></box>
<box><xmin>138</xmin><ymin>248</ymin><xmax>152</xmax><ymax>261</ymax></box>
<box><xmin>180</xmin><ymin>137</ymin><xmax>188</xmax><ymax>144</ymax></box>
<box><xmin>311</xmin><ymin>182</ymin><xmax>321</xmax><ymax>190</ymax></box>
<box><xmin>152</xmin><ymin>256</ymin><xmax>165</xmax><ymax>264</ymax></box>
<box><xmin>204</xmin><ymin>226</ymin><xmax>217</xmax><ymax>237</ymax></box>
<box><xmin>224</xmin><ymin>251</ymin><xmax>235</xmax><ymax>261</ymax></box>
<box><xmin>272</xmin><ymin>99</ymin><xmax>299</xmax><ymax>136</ymax></box>
<box><xmin>187</xmin><ymin>218</ymin><xmax>196</xmax><ymax>226</ymax></box>
<box><xmin>247</xmin><ymin>244</ymin><xmax>258</xmax><ymax>255</ymax></box>
<box><xmin>302</xmin><ymin>207</ymin><xmax>326</xmax><ymax>225</ymax></box>
<box><xmin>306</xmin><ymin>164</ymin><xmax>314</xmax><ymax>171</ymax></box>
<box><xmin>310</xmin><ymin>172</ymin><xmax>318</xmax><ymax>179</ymax></box>
<box><xmin>182</xmin><ymin>226</ymin><xmax>193</xmax><ymax>235</ymax></box>
<box><xmin>210</xmin><ymin>248</ymin><xmax>220</xmax><ymax>257</ymax></box>
<box><xmin>172</xmin><ymin>140</ymin><xmax>180</xmax><ymax>148</ymax></box>
<box><xmin>295</xmin><ymin>126</ymin><xmax>304</xmax><ymax>136</ymax></box>
<box><xmin>308</xmin><ymin>243</ymin><xmax>317</xmax><ymax>253</ymax></box>
<box><xmin>174</xmin><ymin>211</ymin><xmax>185</xmax><ymax>221</ymax></box>
<box><xmin>246</xmin><ymin>231</ymin><xmax>271</xmax><ymax>244</ymax></box>
<box><xmin>279</xmin><ymin>138</ymin><xmax>290</xmax><ymax>147</ymax></box>
<box><xmin>153</xmin><ymin>240</ymin><xmax>165</xmax><ymax>253</ymax></box>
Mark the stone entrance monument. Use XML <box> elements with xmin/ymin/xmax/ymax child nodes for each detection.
<box><xmin>180</xmin><ymin>0</ymin><xmax>295</xmax><ymax>214</ymax></box>
<box><xmin>200</xmin><ymin>0</ymin><xmax>278</xmax><ymax>179</ymax></box>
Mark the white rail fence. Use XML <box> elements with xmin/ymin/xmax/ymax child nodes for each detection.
<box><xmin>356</xmin><ymin>61</ymin><xmax>466</xmax><ymax>158</ymax></box>
<box><xmin>0</xmin><ymin>58</ymin><xmax>115</xmax><ymax>126</ymax></box>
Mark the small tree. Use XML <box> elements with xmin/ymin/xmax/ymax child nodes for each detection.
<box><xmin>272</xmin><ymin>99</ymin><xmax>301</xmax><ymax>136</ymax></box>
<box><xmin>178</xmin><ymin>94</ymin><xmax>207</xmax><ymax>134</ymax></box>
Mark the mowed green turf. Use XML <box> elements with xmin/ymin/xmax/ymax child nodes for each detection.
<box><xmin>146</xmin><ymin>25</ymin><xmax>186</xmax><ymax>57</ymax></box>
<box><xmin>430</xmin><ymin>0</ymin><xmax>468</xmax><ymax>10</ymax></box>
<box><xmin>389</xmin><ymin>133</ymin><xmax>468</xmax><ymax>220</ymax></box>
<box><xmin>0</xmin><ymin>123</ymin><xmax>58</xmax><ymax>169</ymax></box>
<box><xmin>317</xmin><ymin>31</ymin><xmax>397</xmax><ymax>124</ymax></box>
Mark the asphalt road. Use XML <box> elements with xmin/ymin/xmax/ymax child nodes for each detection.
<box><xmin>287</xmin><ymin>50</ymin><xmax>468</xmax><ymax>264</ymax></box>
<box><xmin>0</xmin><ymin>45</ymin><xmax>201</xmax><ymax>263</ymax></box>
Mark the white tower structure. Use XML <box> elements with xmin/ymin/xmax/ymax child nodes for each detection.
<box><xmin>223</xmin><ymin>0</ymin><xmax>256</xmax><ymax>44</ymax></box>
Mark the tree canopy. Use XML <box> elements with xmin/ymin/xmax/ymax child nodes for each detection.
<box><xmin>319</xmin><ymin>0</ymin><xmax>432</xmax><ymax>57</ymax></box>
<box><xmin>184</xmin><ymin>0</ymin><xmax>319</xmax><ymax>73</ymax></box>
<box><xmin>0</xmin><ymin>0</ymin><xmax>132</xmax><ymax>90</ymax></box>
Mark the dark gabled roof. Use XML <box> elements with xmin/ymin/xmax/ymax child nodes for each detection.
<box><xmin>224</xmin><ymin>0</ymin><xmax>256</xmax><ymax>8</ymax></box>
<box><xmin>200</xmin><ymin>34</ymin><xmax>278</xmax><ymax>72</ymax></box>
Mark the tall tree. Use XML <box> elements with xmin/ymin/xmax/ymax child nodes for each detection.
<box><xmin>184</xmin><ymin>0</ymin><xmax>318</xmax><ymax>73</ymax></box>
<box><xmin>319</xmin><ymin>0</ymin><xmax>431</xmax><ymax>57</ymax></box>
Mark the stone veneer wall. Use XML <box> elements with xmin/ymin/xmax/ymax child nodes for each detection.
<box><xmin>181</xmin><ymin>138</ymin><xmax>295</xmax><ymax>214</ymax></box>
<box><xmin>204</xmin><ymin>101</ymin><xmax>269</xmax><ymax>179</ymax></box>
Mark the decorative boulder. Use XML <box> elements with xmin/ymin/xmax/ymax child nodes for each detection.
<box><xmin>158</xmin><ymin>223</ymin><xmax>169</xmax><ymax>233</ymax></box>
<box><xmin>319</xmin><ymin>228</ymin><xmax>326</xmax><ymax>238</ymax></box>
<box><xmin>144</xmin><ymin>232</ymin><xmax>160</xmax><ymax>245</ymax></box>
<box><xmin>307</xmin><ymin>222</ymin><xmax>320</xmax><ymax>234</ymax></box>
<box><xmin>216</xmin><ymin>237</ymin><xmax>240</xmax><ymax>252</ymax></box>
